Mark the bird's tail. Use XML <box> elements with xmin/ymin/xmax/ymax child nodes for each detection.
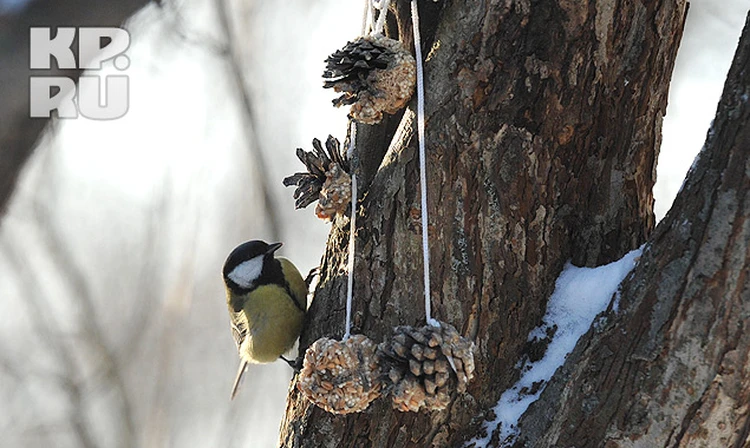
<box><xmin>230</xmin><ymin>359</ymin><xmax>248</xmax><ymax>400</ymax></box>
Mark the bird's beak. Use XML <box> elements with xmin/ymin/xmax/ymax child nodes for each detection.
<box><xmin>267</xmin><ymin>242</ymin><xmax>283</xmax><ymax>254</ymax></box>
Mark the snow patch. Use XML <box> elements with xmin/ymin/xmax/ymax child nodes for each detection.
<box><xmin>468</xmin><ymin>247</ymin><xmax>642</xmax><ymax>447</ymax></box>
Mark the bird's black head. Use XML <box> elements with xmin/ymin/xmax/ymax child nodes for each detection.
<box><xmin>222</xmin><ymin>240</ymin><xmax>283</xmax><ymax>292</ymax></box>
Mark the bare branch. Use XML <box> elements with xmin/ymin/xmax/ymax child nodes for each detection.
<box><xmin>214</xmin><ymin>0</ymin><xmax>281</xmax><ymax>241</ymax></box>
<box><xmin>0</xmin><ymin>0</ymin><xmax>150</xmax><ymax>216</ymax></box>
<box><xmin>0</xmin><ymin>236</ymin><xmax>98</xmax><ymax>448</ymax></box>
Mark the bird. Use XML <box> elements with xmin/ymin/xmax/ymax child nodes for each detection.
<box><xmin>222</xmin><ymin>240</ymin><xmax>307</xmax><ymax>399</ymax></box>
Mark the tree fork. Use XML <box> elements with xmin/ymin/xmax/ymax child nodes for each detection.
<box><xmin>281</xmin><ymin>1</ymin><xmax>688</xmax><ymax>446</ymax></box>
<box><xmin>518</xmin><ymin>12</ymin><xmax>750</xmax><ymax>447</ymax></box>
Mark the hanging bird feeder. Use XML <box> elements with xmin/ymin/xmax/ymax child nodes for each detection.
<box><xmin>323</xmin><ymin>34</ymin><xmax>416</xmax><ymax>125</ymax></box>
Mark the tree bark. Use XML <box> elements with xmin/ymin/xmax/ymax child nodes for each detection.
<box><xmin>280</xmin><ymin>0</ymin><xmax>692</xmax><ymax>446</ymax></box>
<box><xmin>517</xmin><ymin>13</ymin><xmax>750</xmax><ymax>447</ymax></box>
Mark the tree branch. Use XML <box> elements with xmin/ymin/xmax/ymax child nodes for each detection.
<box><xmin>214</xmin><ymin>0</ymin><xmax>281</xmax><ymax>241</ymax></box>
<box><xmin>0</xmin><ymin>0</ymin><xmax>149</xmax><ymax>216</ymax></box>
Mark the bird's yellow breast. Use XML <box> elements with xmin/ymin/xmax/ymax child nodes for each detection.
<box><xmin>240</xmin><ymin>284</ymin><xmax>305</xmax><ymax>363</ymax></box>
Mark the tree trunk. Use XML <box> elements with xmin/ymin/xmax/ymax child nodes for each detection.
<box><xmin>274</xmin><ymin>0</ymin><xmax>743</xmax><ymax>446</ymax></box>
<box><xmin>517</xmin><ymin>13</ymin><xmax>750</xmax><ymax>447</ymax></box>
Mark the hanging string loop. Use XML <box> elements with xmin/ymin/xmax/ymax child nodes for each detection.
<box><xmin>410</xmin><ymin>0</ymin><xmax>439</xmax><ymax>328</ymax></box>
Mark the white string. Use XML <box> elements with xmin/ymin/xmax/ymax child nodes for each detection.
<box><xmin>367</xmin><ymin>1</ymin><xmax>376</xmax><ymax>35</ymax></box>
<box><xmin>373</xmin><ymin>0</ymin><xmax>390</xmax><ymax>35</ymax></box>
<box><xmin>344</xmin><ymin>123</ymin><xmax>358</xmax><ymax>340</ymax></box>
<box><xmin>347</xmin><ymin>0</ymin><xmax>366</xmax><ymax>338</ymax></box>
<box><xmin>411</xmin><ymin>0</ymin><xmax>439</xmax><ymax>328</ymax></box>
<box><xmin>361</xmin><ymin>0</ymin><xmax>371</xmax><ymax>36</ymax></box>
<box><xmin>354</xmin><ymin>0</ymin><xmax>436</xmax><ymax>331</ymax></box>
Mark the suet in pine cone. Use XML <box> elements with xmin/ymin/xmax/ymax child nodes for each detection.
<box><xmin>282</xmin><ymin>135</ymin><xmax>351</xmax><ymax>221</ymax></box>
<box><xmin>378</xmin><ymin>322</ymin><xmax>476</xmax><ymax>412</ymax></box>
<box><xmin>297</xmin><ymin>335</ymin><xmax>383</xmax><ymax>414</ymax></box>
<box><xmin>323</xmin><ymin>35</ymin><xmax>416</xmax><ymax>125</ymax></box>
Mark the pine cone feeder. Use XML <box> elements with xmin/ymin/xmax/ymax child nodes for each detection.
<box><xmin>378</xmin><ymin>322</ymin><xmax>476</xmax><ymax>412</ymax></box>
<box><xmin>323</xmin><ymin>35</ymin><xmax>416</xmax><ymax>125</ymax></box>
<box><xmin>297</xmin><ymin>335</ymin><xmax>382</xmax><ymax>414</ymax></box>
<box><xmin>315</xmin><ymin>163</ymin><xmax>351</xmax><ymax>221</ymax></box>
<box><xmin>283</xmin><ymin>136</ymin><xmax>351</xmax><ymax>221</ymax></box>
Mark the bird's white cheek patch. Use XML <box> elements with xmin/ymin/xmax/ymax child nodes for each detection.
<box><xmin>228</xmin><ymin>256</ymin><xmax>264</xmax><ymax>288</ymax></box>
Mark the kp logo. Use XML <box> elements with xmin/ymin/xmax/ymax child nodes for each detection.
<box><xmin>29</xmin><ymin>27</ymin><xmax>131</xmax><ymax>120</ymax></box>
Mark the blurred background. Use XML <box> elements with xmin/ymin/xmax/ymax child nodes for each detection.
<box><xmin>0</xmin><ymin>1</ymin><xmax>745</xmax><ymax>447</ymax></box>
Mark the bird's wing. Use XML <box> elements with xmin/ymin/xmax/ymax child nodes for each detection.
<box><xmin>278</xmin><ymin>257</ymin><xmax>308</xmax><ymax>310</ymax></box>
<box><xmin>229</xmin><ymin>309</ymin><xmax>248</xmax><ymax>350</ymax></box>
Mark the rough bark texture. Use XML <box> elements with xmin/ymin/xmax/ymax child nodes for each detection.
<box><xmin>517</xmin><ymin>13</ymin><xmax>750</xmax><ymax>448</ymax></box>
<box><xmin>280</xmin><ymin>0</ymin><xmax>687</xmax><ymax>446</ymax></box>
<box><xmin>0</xmin><ymin>0</ymin><xmax>148</xmax><ymax>216</ymax></box>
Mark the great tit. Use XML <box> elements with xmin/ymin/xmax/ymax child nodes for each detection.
<box><xmin>222</xmin><ymin>240</ymin><xmax>307</xmax><ymax>399</ymax></box>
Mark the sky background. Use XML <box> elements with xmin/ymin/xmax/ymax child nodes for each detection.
<box><xmin>656</xmin><ymin>0</ymin><xmax>747</xmax><ymax>219</ymax></box>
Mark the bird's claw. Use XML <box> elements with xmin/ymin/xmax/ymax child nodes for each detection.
<box><xmin>280</xmin><ymin>355</ymin><xmax>303</xmax><ymax>372</ymax></box>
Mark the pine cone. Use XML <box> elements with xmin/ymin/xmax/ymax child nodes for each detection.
<box><xmin>379</xmin><ymin>322</ymin><xmax>476</xmax><ymax>412</ymax></box>
<box><xmin>323</xmin><ymin>35</ymin><xmax>416</xmax><ymax>125</ymax></box>
<box><xmin>297</xmin><ymin>335</ymin><xmax>383</xmax><ymax>414</ymax></box>
<box><xmin>283</xmin><ymin>136</ymin><xmax>351</xmax><ymax>218</ymax></box>
<box><xmin>315</xmin><ymin>163</ymin><xmax>352</xmax><ymax>221</ymax></box>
